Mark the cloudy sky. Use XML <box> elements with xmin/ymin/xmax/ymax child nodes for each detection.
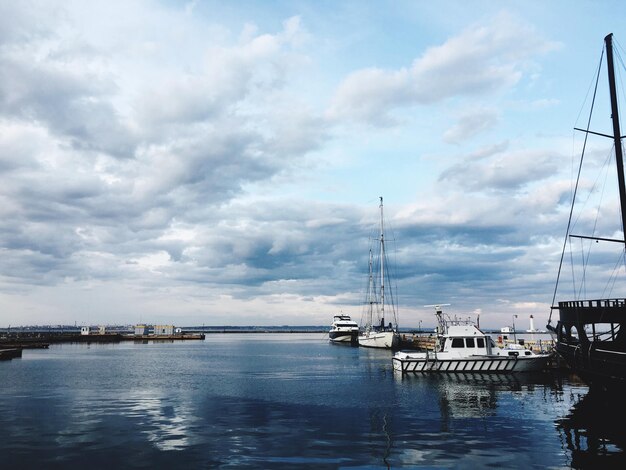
<box><xmin>2</xmin><ymin>0</ymin><xmax>626</xmax><ymax>328</ymax></box>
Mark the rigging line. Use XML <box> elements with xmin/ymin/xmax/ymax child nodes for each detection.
<box><xmin>602</xmin><ymin>249</ymin><xmax>625</xmax><ymax>298</ymax></box>
<box><xmin>568</xmin><ymin>240</ymin><xmax>577</xmax><ymax>298</ymax></box>
<box><xmin>550</xmin><ymin>46</ymin><xmax>605</xmax><ymax>321</ymax></box>
<box><xmin>579</xmin><ymin>148</ymin><xmax>613</xmax><ymax>297</ymax></box>
<box><xmin>569</xmin><ymin>146</ymin><xmax>614</xmax><ymax>230</ymax></box>
<box><xmin>382</xmin><ymin>249</ymin><xmax>398</xmax><ymax>319</ymax></box>
<box><xmin>614</xmin><ymin>48</ymin><xmax>626</xmax><ymax>248</ymax></box>
<box><xmin>577</xmin><ymin>237</ymin><xmax>587</xmax><ymax>300</ymax></box>
<box><xmin>386</xmin><ymin>224</ymin><xmax>400</xmax><ymax>321</ymax></box>
<box><xmin>614</xmin><ymin>43</ymin><xmax>626</xmax><ymax>112</ymax></box>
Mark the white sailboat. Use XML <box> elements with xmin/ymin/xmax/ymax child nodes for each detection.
<box><xmin>358</xmin><ymin>197</ymin><xmax>400</xmax><ymax>349</ymax></box>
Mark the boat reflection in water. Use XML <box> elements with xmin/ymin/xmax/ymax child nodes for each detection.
<box><xmin>398</xmin><ymin>372</ymin><xmax>626</xmax><ymax>467</ymax></box>
<box><xmin>556</xmin><ymin>386</ymin><xmax>626</xmax><ymax>468</ymax></box>
<box><xmin>397</xmin><ymin>372</ymin><xmax>554</xmax><ymax>420</ymax></box>
<box><xmin>392</xmin><ymin>370</ymin><xmax>625</xmax><ymax>467</ymax></box>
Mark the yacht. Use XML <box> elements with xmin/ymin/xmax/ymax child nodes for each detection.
<box><xmin>328</xmin><ymin>315</ymin><xmax>359</xmax><ymax>344</ymax></box>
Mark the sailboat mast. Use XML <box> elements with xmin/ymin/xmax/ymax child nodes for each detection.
<box><xmin>605</xmin><ymin>33</ymin><xmax>626</xmax><ymax>242</ymax></box>
<box><xmin>379</xmin><ymin>197</ymin><xmax>385</xmax><ymax>327</ymax></box>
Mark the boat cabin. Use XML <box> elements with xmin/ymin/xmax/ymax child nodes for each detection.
<box><xmin>331</xmin><ymin>315</ymin><xmax>359</xmax><ymax>329</ymax></box>
<box><xmin>438</xmin><ymin>325</ymin><xmax>492</xmax><ymax>357</ymax></box>
<box><xmin>439</xmin><ymin>325</ymin><xmax>534</xmax><ymax>358</ymax></box>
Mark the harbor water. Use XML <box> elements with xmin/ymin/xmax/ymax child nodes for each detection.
<box><xmin>0</xmin><ymin>333</ymin><xmax>623</xmax><ymax>468</ymax></box>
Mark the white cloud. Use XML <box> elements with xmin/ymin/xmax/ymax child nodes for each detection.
<box><xmin>0</xmin><ymin>2</ymin><xmax>603</xmax><ymax>330</ymax></box>
<box><xmin>443</xmin><ymin>108</ymin><xmax>499</xmax><ymax>144</ymax></box>
<box><xmin>327</xmin><ymin>12</ymin><xmax>558</xmax><ymax>126</ymax></box>
<box><xmin>439</xmin><ymin>147</ymin><xmax>560</xmax><ymax>191</ymax></box>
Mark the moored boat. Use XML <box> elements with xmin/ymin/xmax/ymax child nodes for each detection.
<box><xmin>393</xmin><ymin>307</ymin><xmax>551</xmax><ymax>374</ymax></box>
<box><xmin>328</xmin><ymin>314</ymin><xmax>359</xmax><ymax>344</ymax></box>
<box><xmin>358</xmin><ymin>197</ymin><xmax>400</xmax><ymax>349</ymax></box>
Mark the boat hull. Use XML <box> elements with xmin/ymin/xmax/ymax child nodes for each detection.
<box><xmin>392</xmin><ymin>352</ymin><xmax>551</xmax><ymax>374</ymax></box>
<box><xmin>552</xmin><ymin>301</ymin><xmax>626</xmax><ymax>386</ymax></box>
<box><xmin>555</xmin><ymin>342</ymin><xmax>626</xmax><ymax>385</ymax></box>
<box><xmin>358</xmin><ymin>331</ymin><xmax>399</xmax><ymax>349</ymax></box>
<box><xmin>329</xmin><ymin>330</ymin><xmax>359</xmax><ymax>344</ymax></box>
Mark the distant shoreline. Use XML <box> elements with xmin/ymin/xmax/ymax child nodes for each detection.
<box><xmin>1</xmin><ymin>325</ymin><xmax>553</xmax><ymax>335</ymax></box>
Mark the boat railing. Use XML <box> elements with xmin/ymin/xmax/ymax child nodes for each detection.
<box><xmin>558</xmin><ymin>298</ymin><xmax>626</xmax><ymax>309</ymax></box>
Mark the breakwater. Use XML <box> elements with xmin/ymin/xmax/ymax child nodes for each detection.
<box><xmin>0</xmin><ymin>331</ymin><xmax>205</xmax><ymax>347</ymax></box>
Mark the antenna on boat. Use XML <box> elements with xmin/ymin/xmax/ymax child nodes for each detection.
<box><xmin>424</xmin><ymin>304</ymin><xmax>451</xmax><ymax>335</ymax></box>
<box><xmin>424</xmin><ymin>304</ymin><xmax>451</xmax><ymax>314</ymax></box>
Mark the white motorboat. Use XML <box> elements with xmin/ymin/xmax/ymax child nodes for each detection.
<box><xmin>393</xmin><ymin>308</ymin><xmax>551</xmax><ymax>374</ymax></box>
<box><xmin>328</xmin><ymin>314</ymin><xmax>359</xmax><ymax>344</ymax></box>
<box><xmin>358</xmin><ymin>197</ymin><xmax>399</xmax><ymax>349</ymax></box>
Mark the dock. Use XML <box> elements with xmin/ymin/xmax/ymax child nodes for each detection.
<box><xmin>398</xmin><ymin>333</ymin><xmax>438</xmax><ymax>350</ymax></box>
<box><xmin>0</xmin><ymin>332</ymin><xmax>205</xmax><ymax>347</ymax></box>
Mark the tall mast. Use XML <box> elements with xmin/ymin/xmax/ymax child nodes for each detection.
<box><xmin>379</xmin><ymin>196</ymin><xmax>385</xmax><ymax>327</ymax></box>
<box><xmin>605</xmin><ymin>33</ymin><xmax>626</xmax><ymax>242</ymax></box>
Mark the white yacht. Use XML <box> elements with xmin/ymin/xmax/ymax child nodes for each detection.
<box><xmin>328</xmin><ymin>315</ymin><xmax>359</xmax><ymax>344</ymax></box>
<box><xmin>393</xmin><ymin>308</ymin><xmax>551</xmax><ymax>374</ymax></box>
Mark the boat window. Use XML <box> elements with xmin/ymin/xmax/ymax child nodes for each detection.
<box><xmin>476</xmin><ymin>338</ymin><xmax>485</xmax><ymax>348</ymax></box>
<box><xmin>571</xmin><ymin>325</ymin><xmax>580</xmax><ymax>343</ymax></box>
<box><xmin>590</xmin><ymin>323</ymin><xmax>617</xmax><ymax>342</ymax></box>
<box><xmin>559</xmin><ymin>323</ymin><xmax>580</xmax><ymax>345</ymax></box>
<box><xmin>465</xmin><ymin>338</ymin><xmax>475</xmax><ymax>348</ymax></box>
<box><xmin>451</xmin><ymin>338</ymin><xmax>464</xmax><ymax>348</ymax></box>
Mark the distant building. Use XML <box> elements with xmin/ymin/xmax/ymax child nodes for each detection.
<box><xmin>154</xmin><ymin>325</ymin><xmax>174</xmax><ymax>336</ymax></box>
<box><xmin>98</xmin><ymin>326</ymin><xmax>106</xmax><ymax>335</ymax></box>
<box><xmin>134</xmin><ymin>324</ymin><xmax>149</xmax><ymax>336</ymax></box>
<box><xmin>80</xmin><ymin>326</ymin><xmax>90</xmax><ymax>336</ymax></box>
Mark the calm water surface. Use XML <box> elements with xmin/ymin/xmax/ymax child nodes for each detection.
<box><xmin>1</xmin><ymin>333</ymin><xmax>623</xmax><ymax>468</ymax></box>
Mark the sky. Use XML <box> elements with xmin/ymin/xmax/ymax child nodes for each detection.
<box><xmin>3</xmin><ymin>0</ymin><xmax>626</xmax><ymax>329</ymax></box>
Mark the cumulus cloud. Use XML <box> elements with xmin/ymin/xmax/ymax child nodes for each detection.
<box><xmin>327</xmin><ymin>12</ymin><xmax>558</xmax><ymax>126</ymax></box>
<box><xmin>0</xmin><ymin>3</ymin><xmax>324</xmax><ymax>295</ymax></box>
<box><xmin>443</xmin><ymin>108</ymin><xmax>499</xmax><ymax>143</ymax></box>
<box><xmin>0</xmin><ymin>3</ymin><xmax>575</xmax><ymax>328</ymax></box>
<box><xmin>439</xmin><ymin>146</ymin><xmax>560</xmax><ymax>191</ymax></box>
<box><xmin>443</xmin><ymin>109</ymin><xmax>498</xmax><ymax>144</ymax></box>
